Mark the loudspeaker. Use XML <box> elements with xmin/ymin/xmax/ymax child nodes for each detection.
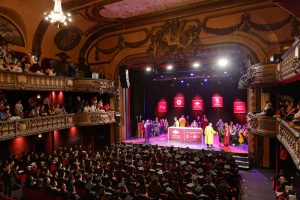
<box><xmin>119</xmin><ymin>65</ymin><xmax>130</xmax><ymax>88</ymax></box>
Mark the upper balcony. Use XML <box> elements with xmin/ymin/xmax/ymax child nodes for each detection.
<box><xmin>0</xmin><ymin>111</ymin><xmax>116</xmax><ymax>141</ymax></box>
<box><xmin>0</xmin><ymin>71</ymin><xmax>116</xmax><ymax>94</ymax></box>
<box><xmin>239</xmin><ymin>39</ymin><xmax>300</xmax><ymax>88</ymax></box>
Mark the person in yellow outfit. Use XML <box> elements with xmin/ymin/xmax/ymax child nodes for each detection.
<box><xmin>204</xmin><ymin>122</ymin><xmax>217</xmax><ymax>148</ymax></box>
<box><xmin>179</xmin><ymin>115</ymin><xmax>186</xmax><ymax>127</ymax></box>
<box><xmin>173</xmin><ymin>117</ymin><xmax>179</xmax><ymax>127</ymax></box>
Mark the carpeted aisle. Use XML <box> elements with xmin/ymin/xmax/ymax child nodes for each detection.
<box><xmin>239</xmin><ymin>168</ymin><xmax>276</xmax><ymax>200</ymax></box>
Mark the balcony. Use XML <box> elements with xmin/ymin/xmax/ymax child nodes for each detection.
<box><xmin>0</xmin><ymin>71</ymin><xmax>116</xmax><ymax>93</ymax></box>
<box><xmin>247</xmin><ymin>113</ymin><xmax>300</xmax><ymax>170</ymax></box>
<box><xmin>247</xmin><ymin>113</ymin><xmax>278</xmax><ymax>137</ymax></box>
<box><xmin>238</xmin><ymin>62</ymin><xmax>278</xmax><ymax>89</ymax></box>
<box><xmin>74</xmin><ymin>111</ymin><xmax>116</xmax><ymax>126</ymax></box>
<box><xmin>0</xmin><ymin>111</ymin><xmax>116</xmax><ymax>141</ymax></box>
<box><xmin>0</xmin><ymin>114</ymin><xmax>75</xmax><ymax>141</ymax></box>
<box><xmin>277</xmin><ymin>39</ymin><xmax>300</xmax><ymax>81</ymax></box>
<box><xmin>277</xmin><ymin>120</ymin><xmax>300</xmax><ymax>170</ymax></box>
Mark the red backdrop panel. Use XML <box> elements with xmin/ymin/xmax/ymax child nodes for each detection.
<box><xmin>234</xmin><ymin>101</ymin><xmax>246</xmax><ymax>113</ymax></box>
<box><xmin>174</xmin><ymin>96</ymin><xmax>184</xmax><ymax>108</ymax></box>
<box><xmin>192</xmin><ymin>99</ymin><xmax>203</xmax><ymax>110</ymax></box>
<box><xmin>212</xmin><ymin>96</ymin><xmax>223</xmax><ymax>107</ymax></box>
<box><xmin>158</xmin><ymin>101</ymin><xmax>167</xmax><ymax>112</ymax></box>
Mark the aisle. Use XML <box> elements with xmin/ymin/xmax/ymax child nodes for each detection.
<box><xmin>239</xmin><ymin>169</ymin><xmax>276</xmax><ymax>200</ymax></box>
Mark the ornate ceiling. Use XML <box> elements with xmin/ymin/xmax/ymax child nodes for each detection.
<box><xmin>99</xmin><ymin>0</ymin><xmax>207</xmax><ymax>19</ymax></box>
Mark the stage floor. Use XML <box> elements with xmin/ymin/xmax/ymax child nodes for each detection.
<box><xmin>123</xmin><ymin>134</ymin><xmax>248</xmax><ymax>154</ymax></box>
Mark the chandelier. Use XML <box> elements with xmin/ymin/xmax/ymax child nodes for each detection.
<box><xmin>44</xmin><ymin>0</ymin><xmax>72</xmax><ymax>27</ymax></box>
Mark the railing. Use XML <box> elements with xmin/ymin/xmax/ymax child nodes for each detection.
<box><xmin>238</xmin><ymin>62</ymin><xmax>278</xmax><ymax>89</ymax></box>
<box><xmin>0</xmin><ymin>71</ymin><xmax>116</xmax><ymax>93</ymax></box>
<box><xmin>247</xmin><ymin>113</ymin><xmax>278</xmax><ymax>137</ymax></box>
<box><xmin>278</xmin><ymin>39</ymin><xmax>300</xmax><ymax>80</ymax></box>
<box><xmin>277</xmin><ymin>120</ymin><xmax>300</xmax><ymax>170</ymax></box>
<box><xmin>0</xmin><ymin>114</ymin><xmax>75</xmax><ymax>141</ymax></box>
<box><xmin>0</xmin><ymin>111</ymin><xmax>116</xmax><ymax>141</ymax></box>
<box><xmin>74</xmin><ymin>111</ymin><xmax>116</xmax><ymax>126</ymax></box>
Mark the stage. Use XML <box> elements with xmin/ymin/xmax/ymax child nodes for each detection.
<box><xmin>123</xmin><ymin>133</ymin><xmax>248</xmax><ymax>154</ymax></box>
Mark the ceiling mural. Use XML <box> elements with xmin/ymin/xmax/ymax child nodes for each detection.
<box><xmin>99</xmin><ymin>0</ymin><xmax>207</xmax><ymax>19</ymax></box>
<box><xmin>0</xmin><ymin>15</ymin><xmax>24</xmax><ymax>46</ymax></box>
<box><xmin>90</xmin><ymin>13</ymin><xmax>299</xmax><ymax>63</ymax></box>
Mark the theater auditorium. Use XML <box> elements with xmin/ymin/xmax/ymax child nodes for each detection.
<box><xmin>0</xmin><ymin>0</ymin><xmax>299</xmax><ymax>199</ymax></box>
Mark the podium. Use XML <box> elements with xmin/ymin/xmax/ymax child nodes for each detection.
<box><xmin>168</xmin><ymin>127</ymin><xmax>203</xmax><ymax>143</ymax></box>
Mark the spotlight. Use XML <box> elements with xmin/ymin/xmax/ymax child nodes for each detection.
<box><xmin>181</xmin><ymin>80</ymin><xmax>184</xmax><ymax>83</ymax></box>
<box><xmin>187</xmin><ymin>83</ymin><xmax>190</xmax><ymax>86</ymax></box>
<box><xmin>193</xmin><ymin>62</ymin><xmax>200</xmax><ymax>68</ymax></box>
<box><xmin>145</xmin><ymin>67</ymin><xmax>151</xmax><ymax>72</ymax></box>
<box><xmin>166</xmin><ymin>64</ymin><xmax>173</xmax><ymax>70</ymax></box>
<box><xmin>224</xmin><ymin>71</ymin><xmax>227</xmax><ymax>74</ymax></box>
<box><xmin>218</xmin><ymin>58</ymin><xmax>228</xmax><ymax>67</ymax></box>
<box><xmin>38</xmin><ymin>134</ymin><xmax>42</xmax><ymax>138</ymax></box>
<box><xmin>161</xmin><ymin>75</ymin><xmax>164</xmax><ymax>78</ymax></box>
<box><xmin>204</xmin><ymin>78</ymin><xmax>208</xmax><ymax>82</ymax></box>
<box><xmin>190</xmin><ymin>73</ymin><xmax>194</xmax><ymax>76</ymax></box>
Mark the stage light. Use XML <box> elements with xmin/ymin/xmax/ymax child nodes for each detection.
<box><xmin>181</xmin><ymin>80</ymin><xmax>184</xmax><ymax>83</ymax></box>
<box><xmin>166</xmin><ymin>64</ymin><xmax>173</xmax><ymax>70</ymax></box>
<box><xmin>190</xmin><ymin>73</ymin><xmax>194</xmax><ymax>76</ymax></box>
<box><xmin>38</xmin><ymin>134</ymin><xmax>42</xmax><ymax>138</ymax></box>
<box><xmin>160</xmin><ymin>75</ymin><xmax>164</xmax><ymax>78</ymax></box>
<box><xmin>187</xmin><ymin>83</ymin><xmax>190</xmax><ymax>86</ymax></box>
<box><xmin>224</xmin><ymin>71</ymin><xmax>227</xmax><ymax>74</ymax></box>
<box><xmin>218</xmin><ymin>58</ymin><xmax>228</xmax><ymax>67</ymax></box>
<box><xmin>204</xmin><ymin>78</ymin><xmax>208</xmax><ymax>82</ymax></box>
<box><xmin>145</xmin><ymin>67</ymin><xmax>151</xmax><ymax>72</ymax></box>
<box><xmin>193</xmin><ymin>62</ymin><xmax>200</xmax><ymax>68</ymax></box>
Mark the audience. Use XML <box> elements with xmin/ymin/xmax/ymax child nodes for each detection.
<box><xmin>0</xmin><ymin>144</ymin><xmax>240</xmax><ymax>199</ymax></box>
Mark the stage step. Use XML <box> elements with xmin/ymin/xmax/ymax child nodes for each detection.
<box><xmin>233</xmin><ymin>154</ymin><xmax>250</xmax><ymax>170</ymax></box>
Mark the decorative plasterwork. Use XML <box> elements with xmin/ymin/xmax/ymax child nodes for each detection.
<box><xmin>0</xmin><ymin>15</ymin><xmax>25</xmax><ymax>46</ymax></box>
<box><xmin>91</xmin><ymin>13</ymin><xmax>297</xmax><ymax>63</ymax></box>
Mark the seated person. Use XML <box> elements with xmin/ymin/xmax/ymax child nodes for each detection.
<box><xmin>29</xmin><ymin>105</ymin><xmax>41</xmax><ymax>118</ymax></box>
<box><xmin>191</xmin><ymin>120</ymin><xmax>198</xmax><ymax>128</ymax></box>
<box><xmin>45</xmin><ymin>67</ymin><xmax>56</xmax><ymax>76</ymax></box>
<box><xmin>291</xmin><ymin>101</ymin><xmax>300</xmax><ymax>126</ymax></box>
<box><xmin>14</xmin><ymin>100</ymin><xmax>24</xmax><ymax>118</ymax></box>
<box><xmin>8</xmin><ymin>61</ymin><xmax>23</xmax><ymax>72</ymax></box>
<box><xmin>103</xmin><ymin>103</ymin><xmax>110</xmax><ymax>111</ymax></box>
<box><xmin>282</xmin><ymin>100</ymin><xmax>296</xmax><ymax>121</ymax></box>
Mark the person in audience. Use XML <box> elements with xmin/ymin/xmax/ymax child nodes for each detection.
<box><xmin>283</xmin><ymin>100</ymin><xmax>296</xmax><ymax>121</ymax></box>
<box><xmin>75</xmin><ymin>96</ymin><xmax>83</xmax><ymax>114</ymax></box>
<box><xmin>204</xmin><ymin>122</ymin><xmax>217</xmax><ymax>148</ymax></box>
<box><xmin>29</xmin><ymin>105</ymin><xmax>40</xmax><ymax>118</ymax></box>
<box><xmin>0</xmin><ymin>106</ymin><xmax>12</xmax><ymax>121</ymax></box>
<box><xmin>83</xmin><ymin>102</ymin><xmax>91</xmax><ymax>113</ymax></box>
<box><xmin>261</xmin><ymin>101</ymin><xmax>276</xmax><ymax>116</ymax></box>
<box><xmin>39</xmin><ymin>105</ymin><xmax>48</xmax><ymax>116</ymax></box>
<box><xmin>45</xmin><ymin>67</ymin><xmax>56</xmax><ymax>76</ymax></box>
<box><xmin>103</xmin><ymin>103</ymin><xmax>110</xmax><ymax>111</ymax></box>
<box><xmin>98</xmin><ymin>98</ymin><xmax>103</xmax><ymax>109</ymax></box>
<box><xmin>291</xmin><ymin>101</ymin><xmax>300</xmax><ymax>126</ymax></box>
<box><xmin>14</xmin><ymin>100</ymin><xmax>24</xmax><ymax>119</ymax></box>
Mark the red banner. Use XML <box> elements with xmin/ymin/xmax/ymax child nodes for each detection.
<box><xmin>174</xmin><ymin>96</ymin><xmax>184</xmax><ymax>107</ymax></box>
<box><xmin>234</xmin><ymin>101</ymin><xmax>246</xmax><ymax>113</ymax></box>
<box><xmin>212</xmin><ymin>96</ymin><xmax>223</xmax><ymax>107</ymax></box>
<box><xmin>157</xmin><ymin>101</ymin><xmax>167</xmax><ymax>112</ymax></box>
<box><xmin>192</xmin><ymin>99</ymin><xmax>203</xmax><ymax>110</ymax></box>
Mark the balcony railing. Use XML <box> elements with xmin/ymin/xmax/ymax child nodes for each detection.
<box><xmin>0</xmin><ymin>111</ymin><xmax>116</xmax><ymax>141</ymax></box>
<box><xmin>278</xmin><ymin>39</ymin><xmax>300</xmax><ymax>81</ymax></box>
<box><xmin>238</xmin><ymin>62</ymin><xmax>278</xmax><ymax>89</ymax></box>
<box><xmin>0</xmin><ymin>114</ymin><xmax>75</xmax><ymax>141</ymax></box>
<box><xmin>74</xmin><ymin>111</ymin><xmax>116</xmax><ymax>126</ymax></box>
<box><xmin>239</xmin><ymin>39</ymin><xmax>300</xmax><ymax>88</ymax></box>
<box><xmin>0</xmin><ymin>71</ymin><xmax>116</xmax><ymax>93</ymax></box>
<box><xmin>277</xmin><ymin>120</ymin><xmax>300</xmax><ymax>170</ymax></box>
<box><xmin>247</xmin><ymin>113</ymin><xmax>278</xmax><ymax>137</ymax></box>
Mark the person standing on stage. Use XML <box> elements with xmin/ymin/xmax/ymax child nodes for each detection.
<box><xmin>191</xmin><ymin>120</ymin><xmax>198</xmax><ymax>128</ymax></box>
<box><xmin>223</xmin><ymin>122</ymin><xmax>230</xmax><ymax>146</ymax></box>
<box><xmin>204</xmin><ymin>122</ymin><xmax>217</xmax><ymax>148</ymax></box>
<box><xmin>144</xmin><ymin>120</ymin><xmax>151</xmax><ymax>142</ymax></box>
<box><xmin>153</xmin><ymin>117</ymin><xmax>160</xmax><ymax>136</ymax></box>
<box><xmin>174</xmin><ymin>117</ymin><xmax>179</xmax><ymax>127</ymax></box>
<box><xmin>202</xmin><ymin>115</ymin><xmax>208</xmax><ymax>130</ymax></box>
<box><xmin>196</xmin><ymin>115</ymin><xmax>202</xmax><ymax>127</ymax></box>
<box><xmin>179</xmin><ymin>115</ymin><xmax>186</xmax><ymax>127</ymax></box>
<box><xmin>216</xmin><ymin>119</ymin><xmax>224</xmax><ymax>147</ymax></box>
